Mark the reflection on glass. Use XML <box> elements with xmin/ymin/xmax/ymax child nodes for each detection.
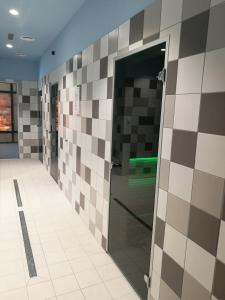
<box><xmin>0</xmin><ymin>93</ymin><xmax>12</xmax><ymax>131</ymax></box>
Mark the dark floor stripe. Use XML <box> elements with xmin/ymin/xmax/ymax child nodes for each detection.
<box><xmin>13</xmin><ymin>179</ymin><xmax>22</xmax><ymax>207</ymax></box>
<box><xmin>19</xmin><ymin>211</ymin><xmax>37</xmax><ymax>277</ymax></box>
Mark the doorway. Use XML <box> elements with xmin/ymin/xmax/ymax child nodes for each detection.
<box><xmin>50</xmin><ymin>83</ymin><xmax>59</xmax><ymax>182</ymax></box>
<box><xmin>108</xmin><ymin>41</ymin><xmax>167</xmax><ymax>300</ymax></box>
<box><xmin>38</xmin><ymin>90</ymin><xmax>43</xmax><ymax>163</ymax></box>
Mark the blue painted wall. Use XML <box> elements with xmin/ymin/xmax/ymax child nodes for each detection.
<box><xmin>39</xmin><ymin>0</ymin><xmax>154</xmax><ymax>79</ymax></box>
<box><xmin>0</xmin><ymin>57</ymin><xmax>39</xmax><ymax>81</ymax></box>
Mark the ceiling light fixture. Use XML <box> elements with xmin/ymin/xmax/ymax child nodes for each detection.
<box><xmin>20</xmin><ymin>35</ymin><xmax>35</xmax><ymax>42</ymax></box>
<box><xmin>161</xmin><ymin>48</ymin><xmax>166</xmax><ymax>52</ymax></box>
<box><xmin>6</xmin><ymin>43</ymin><xmax>13</xmax><ymax>48</ymax></box>
<box><xmin>9</xmin><ymin>9</ymin><xmax>19</xmax><ymax>16</ymax></box>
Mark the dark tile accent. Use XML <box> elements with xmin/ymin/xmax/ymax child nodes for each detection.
<box><xmin>93</xmin><ymin>39</ymin><xmax>100</xmax><ymax>62</ymax></box>
<box><xmin>13</xmin><ymin>179</ymin><xmax>22</xmax><ymax>207</ymax></box>
<box><xmin>23</xmin><ymin>125</ymin><xmax>30</xmax><ymax>132</ymax></box>
<box><xmin>63</xmin><ymin>76</ymin><xmax>66</xmax><ymax>89</ymax></box>
<box><xmin>77</xmin><ymin>52</ymin><xmax>82</xmax><ymax>69</ymax></box>
<box><xmin>199</xmin><ymin>93</ymin><xmax>225</xmax><ymax>136</ymax></box>
<box><xmin>104</xmin><ymin>161</ymin><xmax>110</xmax><ymax>181</ymax></box>
<box><xmin>60</xmin><ymin>137</ymin><xmax>63</xmax><ymax>149</ymax></box>
<box><xmin>90</xmin><ymin>187</ymin><xmax>97</xmax><ymax>207</ymax></box>
<box><xmin>213</xmin><ymin>259</ymin><xmax>225</xmax><ymax>299</ymax></box>
<box><xmin>69</xmin><ymin>58</ymin><xmax>73</xmax><ymax>73</ymax></box>
<box><xmin>82</xmin><ymin>66</ymin><xmax>87</xmax><ymax>84</ymax></box>
<box><xmin>179</xmin><ymin>10</ymin><xmax>209</xmax><ymax>58</ymax></box>
<box><xmin>69</xmin><ymin>101</ymin><xmax>73</xmax><ymax>115</ymax></box>
<box><xmin>161</xmin><ymin>252</ymin><xmax>184</xmax><ymax>297</ymax></box>
<box><xmin>85</xmin><ymin>166</ymin><xmax>91</xmax><ymax>184</ymax></box>
<box><xmin>129</xmin><ymin>11</ymin><xmax>144</xmax><ymax>45</ymax></box>
<box><xmin>86</xmin><ymin>118</ymin><xmax>92</xmax><ymax>135</ymax></box>
<box><xmin>159</xmin><ymin>159</ymin><xmax>170</xmax><ymax>191</ymax></box>
<box><xmin>107</xmin><ymin>77</ymin><xmax>113</xmax><ymax>99</ymax></box>
<box><xmin>75</xmin><ymin>201</ymin><xmax>80</xmax><ymax>213</ymax></box>
<box><xmin>31</xmin><ymin>146</ymin><xmax>38</xmax><ymax>153</ymax></box>
<box><xmin>171</xmin><ymin>130</ymin><xmax>197</xmax><ymax>168</ymax></box>
<box><xmin>188</xmin><ymin>205</ymin><xmax>220</xmax><ymax>255</ymax></box>
<box><xmin>80</xmin><ymin>192</ymin><xmax>85</xmax><ymax>210</ymax></box>
<box><xmin>102</xmin><ymin>236</ymin><xmax>107</xmax><ymax>250</ymax></box>
<box><xmin>98</xmin><ymin>139</ymin><xmax>105</xmax><ymax>159</ymax></box>
<box><xmin>30</xmin><ymin>111</ymin><xmax>38</xmax><ymax>118</ymax></box>
<box><xmin>108</xmin><ymin>30</ymin><xmax>118</xmax><ymax>55</ymax></box>
<box><xmin>22</xmin><ymin>96</ymin><xmax>30</xmax><ymax>103</ymax></box>
<box><xmin>92</xmin><ymin>100</ymin><xmax>99</xmax><ymax>119</ymax></box>
<box><xmin>100</xmin><ymin>57</ymin><xmax>108</xmax><ymax>79</ymax></box>
<box><xmin>143</xmin><ymin>32</ymin><xmax>160</xmax><ymax>45</ymax></box>
<box><xmin>19</xmin><ymin>211</ymin><xmax>37</xmax><ymax>277</ymax></box>
<box><xmin>154</xmin><ymin>217</ymin><xmax>165</xmax><ymax>249</ymax></box>
<box><xmin>166</xmin><ymin>60</ymin><xmax>178</xmax><ymax>95</ymax></box>
<box><xmin>87</xmin><ymin>82</ymin><xmax>93</xmax><ymax>100</ymax></box>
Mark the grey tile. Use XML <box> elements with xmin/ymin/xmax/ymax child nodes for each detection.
<box><xmin>90</xmin><ymin>187</ymin><xmax>97</xmax><ymax>207</ymax></box>
<box><xmin>179</xmin><ymin>11</ymin><xmax>209</xmax><ymax>58</ymax></box>
<box><xmin>207</xmin><ymin>3</ymin><xmax>225</xmax><ymax>51</ymax></box>
<box><xmin>182</xmin><ymin>271</ymin><xmax>211</xmax><ymax>300</ymax></box>
<box><xmin>82</xmin><ymin>66</ymin><xmax>87</xmax><ymax>83</ymax></box>
<box><xmin>182</xmin><ymin>0</ymin><xmax>210</xmax><ymax>20</ymax></box>
<box><xmin>159</xmin><ymin>280</ymin><xmax>180</xmax><ymax>300</ymax></box>
<box><xmin>199</xmin><ymin>92</ymin><xmax>225</xmax><ymax>136</ymax></box>
<box><xmin>100</xmin><ymin>57</ymin><xmax>108</xmax><ymax>79</ymax></box>
<box><xmin>171</xmin><ymin>130</ymin><xmax>197</xmax><ymax>168</ymax></box>
<box><xmin>213</xmin><ymin>260</ymin><xmax>225</xmax><ymax>299</ymax></box>
<box><xmin>165</xmin><ymin>60</ymin><xmax>178</xmax><ymax>95</ymax></box>
<box><xmin>154</xmin><ymin>217</ymin><xmax>165</xmax><ymax>249</ymax></box>
<box><xmin>104</xmin><ymin>161</ymin><xmax>110</xmax><ymax>181</ymax></box>
<box><xmin>87</xmin><ymin>82</ymin><xmax>93</xmax><ymax>100</ymax></box>
<box><xmin>192</xmin><ymin>169</ymin><xmax>225</xmax><ymax>218</ymax></box>
<box><xmin>89</xmin><ymin>220</ymin><xmax>95</xmax><ymax>235</ymax></box>
<box><xmin>98</xmin><ymin>139</ymin><xmax>105</xmax><ymax>159</ymax></box>
<box><xmin>101</xmin><ymin>236</ymin><xmax>107</xmax><ymax>250</ymax></box>
<box><xmin>77</xmin><ymin>52</ymin><xmax>82</xmax><ymax>69</ymax></box>
<box><xmin>92</xmin><ymin>100</ymin><xmax>99</xmax><ymax>119</ymax></box>
<box><xmin>96</xmin><ymin>210</ymin><xmax>103</xmax><ymax>231</ymax></box>
<box><xmin>166</xmin><ymin>193</ymin><xmax>190</xmax><ymax>235</ymax></box>
<box><xmin>163</xmin><ymin>95</ymin><xmax>176</xmax><ymax>128</ymax></box>
<box><xmin>80</xmin><ymin>192</ymin><xmax>85</xmax><ymax>210</ymax></box>
<box><xmin>93</xmin><ymin>39</ymin><xmax>100</xmax><ymax>62</ymax></box>
<box><xmin>92</xmin><ymin>136</ymin><xmax>98</xmax><ymax>155</ymax></box>
<box><xmin>86</xmin><ymin>118</ymin><xmax>92</xmax><ymax>135</ymax></box>
<box><xmin>188</xmin><ymin>205</ymin><xmax>220</xmax><ymax>256</ymax></box>
<box><xmin>107</xmin><ymin>77</ymin><xmax>113</xmax><ymax>99</ymax></box>
<box><xmin>143</xmin><ymin>0</ymin><xmax>161</xmax><ymax>39</ymax></box>
<box><xmin>161</xmin><ymin>252</ymin><xmax>184</xmax><ymax>297</ymax></box>
<box><xmin>108</xmin><ymin>29</ymin><xmax>118</xmax><ymax>55</ymax></box>
<box><xmin>85</xmin><ymin>166</ymin><xmax>91</xmax><ymax>184</ymax></box>
<box><xmin>129</xmin><ymin>11</ymin><xmax>144</xmax><ymax>45</ymax></box>
<box><xmin>159</xmin><ymin>159</ymin><xmax>170</xmax><ymax>191</ymax></box>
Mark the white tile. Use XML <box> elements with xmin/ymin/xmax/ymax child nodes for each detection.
<box><xmin>163</xmin><ymin>224</ymin><xmax>187</xmax><ymax>267</ymax></box>
<box><xmin>161</xmin><ymin>0</ymin><xmax>183</xmax><ymax>30</ymax></box>
<box><xmin>0</xmin><ymin>288</ymin><xmax>28</xmax><ymax>300</ymax></box>
<box><xmin>185</xmin><ymin>239</ymin><xmax>215</xmax><ymax>291</ymax></box>
<box><xmin>151</xmin><ymin>271</ymin><xmax>160</xmax><ymax>300</ymax></box>
<box><xmin>195</xmin><ymin>133</ymin><xmax>225</xmax><ymax>178</ymax></box>
<box><xmin>57</xmin><ymin>290</ymin><xmax>84</xmax><ymax>300</ymax></box>
<box><xmin>152</xmin><ymin>244</ymin><xmax>163</xmax><ymax>276</ymax></box>
<box><xmin>176</xmin><ymin>53</ymin><xmax>205</xmax><ymax>94</ymax></box>
<box><xmin>105</xmin><ymin>277</ymin><xmax>133</xmax><ymax>298</ymax></box>
<box><xmin>202</xmin><ymin>47</ymin><xmax>225</xmax><ymax>93</ymax></box>
<box><xmin>75</xmin><ymin>268</ymin><xmax>102</xmax><ymax>288</ymax></box>
<box><xmin>118</xmin><ymin>21</ymin><xmax>130</xmax><ymax>50</ymax></box>
<box><xmin>161</xmin><ymin>128</ymin><xmax>173</xmax><ymax>160</ymax></box>
<box><xmin>27</xmin><ymin>281</ymin><xmax>55</xmax><ymax>300</ymax></box>
<box><xmin>157</xmin><ymin>189</ymin><xmax>168</xmax><ymax>221</ymax></box>
<box><xmin>217</xmin><ymin>221</ymin><xmax>225</xmax><ymax>264</ymax></box>
<box><xmin>100</xmin><ymin>35</ymin><xmax>109</xmax><ymax>58</ymax></box>
<box><xmin>0</xmin><ymin>273</ymin><xmax>26</xmax><ymax>293</ymax></box>
<box><xmin>169</xmin><ymin>162</ymin><xmax>193</xmax><ymax>202</ymax></box>
<box><xmin>88</xmin><ymin>253</ymin><xmax>112</xmax><ymax>267</ymax></box>
<box><xmin>82</xmin><ymin>283</ymin><xmax>112</xmax><ymax>300</ymax></box>
<box><xmin>96</xmin><ymin>263</ymin><xmax>122</xmax><ymax>281</ymax></box>
<box><xmin>48</xmin><ymin>261</ymin><xmax>73</xmax><ymax>279</ymax></box>
<box><xmin>160</xmin><ymin>23</ymin><xmax>181</xmax><ymax>61</ymax></box>
<box><xmin>174</xmin><ymin>94</ymin><xmax>201</xmax><ymax>132</ymax></box>
<box><xmin>52</xmin><ymin>274</ymin><xmax>79</xmax><ymax>296</ymax></box>
<box><xmin>70</xmin><ymin>257</ymin><xmax>93</xmax><ymax>273</ymax></box>
<box><xmin>117</xmin><ymin>293</ymin><xmax>140</xmax><ymax>300</ymax></box>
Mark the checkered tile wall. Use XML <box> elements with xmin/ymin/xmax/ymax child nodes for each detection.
<box><xmin>40</xmin><ymin>0</ymin><xmax>225</xmax><ymax>299</ymax></box>
<box><xmin>17</xmin><ymin>80</ymin><xmax>41</xmax><ymax>159</ymax></box>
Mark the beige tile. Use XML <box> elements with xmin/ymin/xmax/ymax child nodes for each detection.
<box><xmin>157</xmin><ymin>189</ymin><xmax>168</xmax><ymax>221</ymax></box>
<box><xmin>57</xmin><ymin>290</ymin><xmax>84</xmax><ymax>300</ymax></box>
<box><xmin>96</xmin><ymin>263</ymin><xmax>122</xmax><ymax>281</ymax></box>
<box><xmin>217</xmin><ymin>221</ymin><xmax>225</xmax><ymax>264</ymax></box>
<box><xmin>75</xmin><ymin>268</ymin><xmax>102</xmax><ymax>288</ymax></box>
<box><xmin>163</xmin><ymin>95</ymin><xmax>176</xmax><ymax>129</ymax></box>
<box><xmin>82</xmin><ymin>283</ymin><xmax>112</xmax><ymax>300</ymax></box>
<box><xmin>161</xmin><ymin>128</ymin><xmax>173</xmax><ymax>160</ymax></box>
<box><xmin>151</xmin><ymin>271</ymin><xmax>161</xmax><ymax>300</ymax></box>
<box><xmin>49</xmin><ymin>261</ymin><xmax>73</xmax><ymax>279</ymax></box>
<box><xmin>0</xmin><ymin>273</ymin><xmax>26</xmax><ymax>293</ymax></box>
<box><xmin>104</xmin><ymin>277</ymin><xmax>133</xmax><ymax>298</ymax></box>
<box><xmin>52</xmin><ymin>274</ymin><xmax>79</xmax><ymax>295</ymax></box>
<box><xmin>160</xmin><ymin>23</ymin><xmax>181</xmax><ymax>61</ymax></box>
<box><xmin>70</xmin><ymin>256</ymin><xmax>93</xmax><ymax>273</ymax></box>
<box><xmin>0</xmin><ymin>288</ymin><xmax>28</xmax><ymax>300</ymax></box>
<box><xmin>160</xmin><ymin>0</ymin><xmax>183</xmax><ymax>30</ymax></box>
<box><xmin>27</xmin><ymin>281</ymin><xmax>55</xmax><ymax>300</ymax></box>
<box><xmin>152</xmin><ymin>244</ymin><xmax>163</xmax><ymax>276</ymax></box>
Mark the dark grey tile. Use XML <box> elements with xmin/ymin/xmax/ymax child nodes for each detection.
<box><xmin>154</xmin><ymin>217</ymin><xmax>165</xmax><ymax>249</ymax></box>
<box><xmin>171</xmin><ymin>130</ymin><xmax>197</xmax><ymax>168</ymax></box>
<box><xmin>188</xmin><ymin>205</ymin><xmax>220</xmax><ymax>255</ymax></box>
<box><xmin>104</xmin><ymin>161</ymin><xmax>110</xmax><ymax>181</ymax></box>
<box><xmin>182</xmin><ymin>0</ymin><xmax>210</xmax><ymax>20</ymax></box>
<box><xmin>207</xmin><ymin>3</ymin><xmax>225</xmax><ymax>51</ymax></box>
<box><xmin>100</xmin><ymin>57</ymin><xmax>108</xmax><ymax>79</ymax></box>
<box><xmin>98</xmin><ymin>139</ymin><xmax>105</xmax><ymax>159</ymax></box>
<box><xmin>108</xmin><ymin>29</ymin><xmax>118</xmax><ymax>55</ymax></box>
<box><xmin>179</xmin><ymin>11</ymin><xmax>209</xmax><ymax>58</ymax></box>
<box><xmin>159</xmin><ymin>159</ymin><xmax>170</xmax><ymax>191</ymax></box>
<box><xmin>77</xmin><ymin>52</ymin><xmax>82</xmax><ymax>69</ymax></box>
<box><xmin>69</xmin><ymin>102</ymin><xmax>73</xmax><ymax>115</ymax></box>
<box><xmin>82</xmin><ymin>66</ymin><xmax>87</xmax><ymax>84</ymax></box>
<box><xmin>87</xmin><ymin>82</ymin><xmax>93</xmax><ymax>100</ymax></box>
<box><xmin>107</xmin><ymin>77</ymin><xmax>113</xmax><ymax>99</ymax></box>
<box><xmin>86</xmin><ymin>118</ymin><xmax>92</xmax><ymax>135</ymax></box>
<box><xmin>63</xmin><ymin>76</ymin><xmax>66</xmax><ymax>89</ymax></box>
<box><xmin>75</xmin><ymin>201</ymin><xmax>80</xmax><ymax>213</ymax></box>
<box><xmin>199</xmin><ymin>93</ymin><xmax>225</xmax><ymax>136</ymax></box>
<box><xmin>13</xmin><ymin>179</ymin><xmax>22</xmax><ymax>207</ymax></box>
<box><xmin>85</xmin><ymin>166</ymin><xmax>91</xmax><ymax>184</ymax></box>
<box><xmin>143</xmin><ymin>0</ymin><xmax>161</xmax><ymax>39</ymax></box>
<box><xmin>102</xmin><ymin>236</ymin><xmax>107</xmax><ymax>250</ymax></box>
<box><xmin>80</xmin><ymin>192</ymin><xmax>85</xmax><ymax>210</ymax></box>
<box><xmin>165</xmin><ymin>60</ymin><xmax>178</xmax><ymax>95</ymax></box>
<box><xmin>213</xmin><ymin>260</ymin><xmax>225</xmax><ymax>300</ymax></box>
<box><xmin>23</xmin><ymin>125</ymin><xmax>30</xmax><ymax>132</ymax></box>
<box><xmin>23</xmin><ymin>96</ymin><xmax>30</xmax><ymax>103</ymax></box>
<box><xmin>92</xmin><ymin>100</ymin><xmax>99</xmax><ymax>119</ymax></box>
<box><xmin>129</xmin><ymin>11</ymin><xmax>144</xmax><ymax>45</ymax></box>
<box><xmin>161</xmin><ymin>252</ymin><xmax>184</xmax><ymax>297</ymax></box>
<box><xmin>93</xmin><ymin>39</ymin><xmax>100</xmax><ymax>62</ymax></box>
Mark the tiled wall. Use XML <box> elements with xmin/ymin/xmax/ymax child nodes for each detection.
<box><xmin>40</xmin><ymin>0</ymin><xmax>225</xmax><ymax>299</ymax></box>
<box><xmin>17</xmin><ymin>80</ymin><xmax>41</xmax><ymax>159</ymax></box>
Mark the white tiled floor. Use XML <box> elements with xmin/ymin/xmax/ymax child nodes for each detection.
<box><xmin>0</xmin><ymin>159</ymin><xmax>140</xmax><ymax>300</ymax></box>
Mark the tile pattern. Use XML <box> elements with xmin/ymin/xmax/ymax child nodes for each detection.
<box><xmin>17</xmin><ymin>81</ymin><xmax>41</xmax><ymax>159</ymax></box>
<box><xmin>39</xmin><ymin>0</ymin><xmax>225</xmax><ymax>299</ymax></box>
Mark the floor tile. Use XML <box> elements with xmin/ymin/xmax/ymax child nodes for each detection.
<box><xmin>57</xmin><ymin>290</ymin><xmax>84</xmax><ymax>300</ymax></box>
<box><xmin>96</xmin><ymin>263</ymin><xmax>122</xmax><ymax>281</ymax></box>
<box><xmin>52</xmin><ymin>274</ymin><xmax>79</xmax><ymax>296</ymax></box>
<box><xmin>27</xmin><ymin>281</ymin><xmax>55</xmax><ymax>300</ymax></box>
<box><xmin>75</xmin><ymin>268</ymin><xmax>102</xmax><ymax>288</ymax></box>
<box><xmin>105</xmin><ymin>277</ymin><xmax>133</xmax><ymax>299</ymax></box>
<box><xmin>82</xmin><ymin>283</ymin><xmax>112</xmax><ymax>300</ymax></box>
<box><xmin>0</xmin><ymin>288</ymin><xmax>28</xmax><ymax>300</ymax></box>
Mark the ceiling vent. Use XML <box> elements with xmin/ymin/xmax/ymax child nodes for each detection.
<box><xmin>20</xmin><ymin>35</ymin><xmax>35</xmax><ymax>42</ymax></box>
<box><xmin>8</xmin><ymin>33</ymin><xmax>14</xmax><ymax>40</ymax></box>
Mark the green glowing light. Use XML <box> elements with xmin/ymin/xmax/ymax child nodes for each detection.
<box><xmin>128</xmin><ymin>177</ymin><xmax>156</xmax><ymax>186</ymax></box>
<box><xmin>129</xmin><ymin>157</ymin><xmax>158</xmax><ymax>163</ymax></box>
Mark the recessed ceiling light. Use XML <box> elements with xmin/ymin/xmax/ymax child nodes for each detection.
<box><xmin>6</xmin><ymin>43</ymin><xmax>13</xmax><ymax>48</ymax></box>
<box><xmin>161</xmin><ymin>48</ymin><xmax>166</xmax><ymax>52</ymax></box>
<box><xmin>9</xmin><ymin>9</ymin><xmax>19</xmax><ymax>16</ymax></box>
<box><xmin>20</xmin><ymin>35</ymin><xmax>35</xmax><ymax>42</ymax></box>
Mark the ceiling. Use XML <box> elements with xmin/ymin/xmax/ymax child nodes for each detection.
<box><xmin>0</xmin><ymin>0</ymin><xmax>86</xmax><ymax>60</ymax></box>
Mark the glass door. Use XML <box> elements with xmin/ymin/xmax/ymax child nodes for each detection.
<box><xmin>108</xmin><ymin>42</ymin><xmax>166</xmax><ymax>300</ymax></box>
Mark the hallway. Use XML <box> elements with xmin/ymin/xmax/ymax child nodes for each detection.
<box><xmin>0</xmin><ymin>159</ymin><xmax>139</xmax><ymax>300</ymax></box>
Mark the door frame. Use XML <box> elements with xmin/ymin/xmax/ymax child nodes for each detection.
<box><xmin>107</xmin><ymin>36</ymin><xmax>170</xmax><ymax>299</ymax></box>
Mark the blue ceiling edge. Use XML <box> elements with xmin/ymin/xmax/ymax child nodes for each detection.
<box><xmin>39</xmin><ymin>0</ymin><xmax>155</xmax><ymax>80</ymax></box>
<box><xmin>0</xmin><ymin>57</ymin><xmax>39</xmax><ymax>81</ymax></box>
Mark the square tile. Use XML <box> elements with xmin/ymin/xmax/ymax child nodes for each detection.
<box><xmin>213</xmin><ymin>259</ymin><xmax>225</xmax><ymax>299</ymax></box>
<box><xmin>143</xmin><ymin>0</ymin><xmax>161</xmax><ymax>39</ymax></box>
<box><xmin>182</xmin><ymin>0</ymin><xmax>210</xmax><ymax>20</ymax></box>
<box><xmin>165</xmin><ymin>60</ymin><xmax>178</xmax><ymax>95</ymax></box>
<box><xmin>154</xmin><ymin>217</ymin><xmax>165</xmax><ymax>249</ymax></box>
<box><xmin>100</xmin><ymin>57</ymin><xmax>108</xmax><ymax>79</ymax></box>
<box><xmin>173</xmin><ymin>94</ymin><xmax>201</xmax><ymax>132</ymax></box>
<box><xmin>75</xmin><ymin>268</ymin><xmax>101</xmax><ymax>288</ymax></box>
<box><xmin>104</xmin><ymin>277</ymin><xmax>133</xmax><ymax>298</ymax></box>
<box><xmin>159</xmin><ymin>159</ymin><xmax>170</xmax><ymax>191</ymax></box>
<box><xmin>28</xmin><ymin>281</ymin><xmax>55</xmax><ymax>300</ymax></box>
<box><xmin>169</xmin><ymin>162</ymin><xmax>193</xmax><ymax>202</ymax></box>
<box><xmin>159</xmin><ymin>280</ymin><xmax>180</xmax><ymax>300</ymax></box>
<box><xmin>192</xmin><ymin>169</ymin><xmax>225</xmax><ymax>218</ymax></box>
<box><xmin>93</xmin><ymin>40</ymin><xmax>100</xmax><ymax>62</ymax></box>
<box><xmin>207</xmin><ymin>3</ymin><xmax>225</xmax><ymax>51</ymax></box>
<box><xmin>108</xmin><ymin>29</ymin><xmax>118</xmax><ymax>55</ymax></box>
<box><xmin>176</xmin><ymin>53</ymin><xmax>205</xmax><ymax>94</ymax></box>
<box><xmin>179</xmin><ymin>11</ymin><xmax>209</xmax><ymax>58</ymax></box>
<box><xmin>163</xmin><ymin>95</ymin><xmax>175</xmax><ymax>128</ymax></box>
<box><xmin>82</xmin><ymin>283</ymin><xmax>111</xmax><ymax>300</ymax></box>
<box><xmin>100</xmin><ymin>35</ymin><xmax>108</xmax><ymax>58</ymax></box>
<box><xmin>160</xmin><ymin>0</ymin><xmax>183</xmax><ymax>30</ymax></box>
<box><xmin>49</xmin><ymin>262</ymin><xmax>73</xmax><ymax>279</ymax></box>
<box><xmin>129</xmin><ymin>11</ymin><xmax>144</xmax><ymax>45</ymax></box>
<box><xmin>151</xmin><ymin>271</ymin><xmax>161</xmax><ymax>300</ymax></box>
<box><xmin>217</xmin><ymin>221</ymin><xmax>225</xmax><ymax>264</ymax></box>
<box><xmin>202</xmin><ymin>48</ymin><xmax>225</xmax><ymax>93</ymax></box>
<box><xmin>171</xmin><ymin>129</ymin><xmax>197</xmax><ymax>168</ymax></box>
<box><xmin>195</xmin><ymin>133</ymin><xmax>225</xmax><ymax>178</ymax></box>
<box><xmin>163</xmin><ymin>224</ymin><xmax>187</xmax><ymax>267</ymax></box>
<box><xmin>161</xmin><ymin>128</ymin><xmax>173</xmax><ymax>160</ymax></box>
<box><xmin>152</xmin><ymin>244</ymin><xmax>163</xmax><ymax>276</ymax></box>
<box><xmin>188</xmin><ymin>205</ymin><xmax>220</xmax><ymax>255</ymax></box>
<box><xmin>52</xmin><ymin>275</ymin><xmax>79</xmax><ymax>296</ymax></box>
<box><xmin>57</xmin><ymin>291</ymin><xmax>84</xmax><ymax>300</ymax></box>
<box><xmin>181</xmin><ymin>271</ymin><xmax>211</xmax><ymax>300</ymax></box>
<box><xmin>157</xmin><ymin>188</ymin><xmax>168</xmax><ymax>221</ymax></box>
<box><xmin>161</xmin><ymin>252</ymin><xmax>184</xmax><ymax>297</ymax></box>
<box><xmin>96</xmin><ymin>263</ymin><xmax>121</xmax><ymax>281</ymax></box>
<box><xmin>185</xmin><ymin>239</ymin><xmax>215</xmax><ymax>290</ymax></box>
<box><xmin>160</xmin><ymin>23</ymin><xmax>181</xmax><ymax>61</ymax></box>
<box><xmin>199</xmin><ymin>92</ymin><xmax>225</xmax><ymax>136</ymax></box>
<box><xmin>166</xmin><ymin>193</ymin><xmax>190</xmax><ymax>235</ymax></box>
<box><xmin>118</xmin><ymin>21</ymin><xmax>130</xmax><ymax>50</ymax></box>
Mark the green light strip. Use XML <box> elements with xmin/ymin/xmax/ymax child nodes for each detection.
<box><xmin>129</xmin><ymin>157</ymin><xmax>158</xmax><ymax>163</ymax></box>
<box><xmin>128</xmin><ymin>177</ymin><xmax>156</xmax><ymax>186</ymax></box>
